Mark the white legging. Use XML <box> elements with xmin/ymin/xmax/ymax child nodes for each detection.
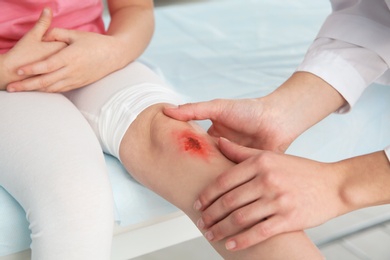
<box><xmin>0</xmin><ymin>91</ymin><xmax>114</xmax><ymax>260</ymax></box>
<box><xmin>0</xmin><ymin>61</ymin><xmax>181</xmax><ymax>260</ymax></box>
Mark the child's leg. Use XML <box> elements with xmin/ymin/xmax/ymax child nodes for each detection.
<box><xmin>0</xmin><ymin>92</ymin><xmax>114</xmax><ymax>260</ymax></box>
<box><xmin>67</xmin><ymin>62</ymin><xmax>323</xmax><ymax>259</ymax></box>
<box><xmin>119</xmin><ymin>103</ymin><xmax>323</xmax><ymax>259</ymax></box>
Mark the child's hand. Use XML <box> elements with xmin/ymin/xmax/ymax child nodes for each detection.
<box><xmin>7</xmin><ymin>28</ymin><xmax>127</xmax><ymax>93</ymax></box>
<box><xmin>1</xmin><ymin>8</ymin><xmax>66</xmax><ymax>90</ymax></box>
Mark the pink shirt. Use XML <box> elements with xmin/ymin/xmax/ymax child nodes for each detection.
<box><xmin>0</xmin><ymin>0</ymin><xmax>105</xmax><ymax>54</ymax></box>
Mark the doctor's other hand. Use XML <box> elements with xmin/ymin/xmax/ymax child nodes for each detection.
<box><xmin>164</xmin><ymin>98</ymin><xmax>294</xmax><ymax>153</ymax></box>
<box><xmin>196</xmin><ymin>138</ymin><xmax>348</xmax><ymax>251</ymax></box>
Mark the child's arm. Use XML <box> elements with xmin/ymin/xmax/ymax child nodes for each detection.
<box><xmin>105</xmin><ymin>0</ymin><xmax>154</xmax><ymax>66</ymax></box>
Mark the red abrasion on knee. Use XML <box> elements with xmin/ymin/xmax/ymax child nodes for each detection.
<box><xmin>175</xmin><ymin>129</ymin><xmax>211</xmax><ymax>159</ymax></box>
<box><xmin>184</xmin><ymin>137</ymin><xmax>202</xmax><ymax>151</ymax></box>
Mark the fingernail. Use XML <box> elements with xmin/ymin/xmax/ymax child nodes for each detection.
<box><xmin>43</xmin><ymin>7</ymin><xmax>50</xmax><ymax>16</ymax></box>
<box><xmin>205</xmin><ymin>231</ymin><xmax>214</xmax><ymax>241</ymax></box>
<box><xmin>196</xmin><ymin>218</ymin><xmax>205</xmax><ymax>229</ymax></box>
<box><xmin>7</xmin><ymin>87</ymin><xmax>15</xmax><ymax>92</ymax></box>
<box><xmin>165</xmin><ymin>105</ymin><xmax>180</xmax><ymax>111</ymax></box>
<box><xmin>219</xmin><ymin>137</ymin><xmax>230</xmax><ymax>142</ymax></box>
<box><xmin>193</xmin><ymin>200</ymin><xmax>202</xmax><ymax>211</ymax></box>
<box><xmin>17</xmin><ymin>69</ymin><xmax>24</xmax><ymax>76</ymax></box>
<box><xmin>226</xmin><ymin>240</ymin><xmax>237</xmax><ymax>250</ymax></box>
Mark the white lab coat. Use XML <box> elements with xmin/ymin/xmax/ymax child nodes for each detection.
<box><xmin>297</xmin><ymin>0</ymin><xmax>390</xmax><ymax>160</ymax></box>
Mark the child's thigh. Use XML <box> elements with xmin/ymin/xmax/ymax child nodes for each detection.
<box><xmin>0</xmin><ymin>91</ymin><xmax>111</xmax><ymax>208</ymax></box>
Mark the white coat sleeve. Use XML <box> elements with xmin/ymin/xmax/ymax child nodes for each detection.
<box><xmin>297</xmin><ymin>0</ymin><xmax>390</xmax><ymax>113</ymax></box>
<box><xmin>297</xmin><ymin>0</ymin><xmax>390</xmax><ymax>162</ymax></box>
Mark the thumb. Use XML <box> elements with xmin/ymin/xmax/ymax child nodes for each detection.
<box><xmin>218</xmin><ymin>137</ymin><xmax>260</xmax><ymax>163</ymax></box>
<box><xmin>163</xmin><ymin>100</ymin><xmax>220</xmax><ymax>122</ymax></box>
<box><xmin>30</xmin><ymin>8</ymin><xmax>52</xmax><ymax>39</ymax></box>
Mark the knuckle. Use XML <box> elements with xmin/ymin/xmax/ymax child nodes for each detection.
<box><xmin>254</xmin><ymin>152</ymin><xmax>270</xmax><ymax>166</ymax></box>
<box><xmin>36</xmin><ymin>19</ymin><xmax>50</xmax><ymax>31</ymax></box>
<box><xmin>44</xmin><ymin>61</ymin><xmax>53</xmax><ymax>72</ymax></box>
<box><xmin>276</xmin><ymin>194</ymin><xmax>290</xmax><ymax>209</ymax></box>
<box><xmin>210</xmin><ymin>224</ymin><xmax>224</xmax><ymax>239</ymax></box>
<box><xmin>221</xmin><ymin>193</ymin><xmax>236</xmax><ymax>209</ymax></box>
<box><xmin>38</xmin><ymin>20</ymin><xmax>50</xmax><ymax>30</ymax></box>
<box><xmin>31</xmin><ymin>62</ymin><xmax>48</xmax><ymax>75</ymax></box>
<box><xmin>215</xmin><ymin>174</ymin><xmax>230</xmax><ymax>190</ymax></box>
<box><xmin>29</xmin><ymin>66</ymin><xmax>39</xmax><ymax>76</ymax></box>
<box><xmin>44</xmin><ymin>60</ymin><xmax>56</xmax><ymax>73</ymax></box>
<box><xmin>38</xmin><ymin>77</ymin><xmax>50</xmax><ymax>89</ymax></box>
<box><xmin>261</xmin><ymin>172</ymin><xmax>275</xmax><ymax>188</ymax></box>
<box><xmin>256</xmin><ymin>223</ymin><xmax>273</xmax><ymax>238</ymax></box>
<box><xmin>231</xmin><ymin>210</ymin><xmax>247</xmax><ymax>226</ymax></box>
<box><xmin>201</xmin><ymin>212</ymin><xmax>214</xmax><ymax>226</ymax></box>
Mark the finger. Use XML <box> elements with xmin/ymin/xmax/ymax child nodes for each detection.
<box><xmin>207</xmin><ymin>124</ymin><xmax>220</xmax><ymax>137</ymax></box>
<box><xmin>209</xmin><ymin>125</ymin><xmax>252</xmax><ymax>147</ymax></box>
<box><xmin>218</xmin><ymin>137</ymin><xmax>260</xmax><ymax>163</ymax></box>
<box><xmin>43</xmin><ymin>28</ymin><xmax>74</xmax><ymax>44</ymax></box>
<box><xmin>225</xmin><ymin>215</ymin><xmax>287</xmax><ymax>251</ymax></box>
<box><xmin>30</xmin><ymin>8</ymin><xmax>53</xmax><ymax>39</ymax></box>
<box><xmin>163</xmin><ymin>100</ymin><xmax>222</xmax><ymax>121</ymax></box>
<box><xmin>207</xmin><ymin>124</ymin><xmax>231</xmax><ymax>138</ymax></box>
<box><xmin>38</xmin><ymin>78</ymin><xmax>74</xmax><ymax>93</ymax></box>
<box><xmin>200</xmin><ymin>178</ymin><xmax>263</xmax><ymax>229</ymax></box>
<box><xmin>204</xmin><ymin>199</ymin><xmax>277</xmax><ymax>242</ymax></box>
<box><xmin>17</xmin><ymin>51</ymin><xmax>66</xmax><ymax>76</ymax></box>
<box><xmin>195</xmin><ymin>159</ymin><xmax>258</xmax><ymax>211</ymax></box>
<box><xmin>7</xmin><ymin>69</ymin><xmax>65</xmax><ymax>92</ymax></box>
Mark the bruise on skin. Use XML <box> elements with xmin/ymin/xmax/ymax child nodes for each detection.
<box><xmin>173</xmin><ymin>129</ymin><xmax>212</xmax><ymax>160</ymax></box>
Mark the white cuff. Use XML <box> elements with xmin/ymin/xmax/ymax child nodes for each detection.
<box><xmin>296</xmin><ymin>38</ymin><xmax>388</xmax><ymax>113</ymax></box>
<box><xmin>296</xmin><ymin>50</ymin><xmax>366</xmax><ymax>113</ymax></box>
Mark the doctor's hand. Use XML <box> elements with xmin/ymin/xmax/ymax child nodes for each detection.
<box><xmin>7</xmin><ymin>28</ymin><xmax>128</xmax><ymax>93</ymax></box>
<box><xmin>196</xmin><ymin>138</ymin><xmax>348</xmax><ymax>251</ymax></box>
<box><xmin>164</xmin><ymin>72</ymin><xmax>346</xmax><ymax>153</ymax></box>
<box><xmin>1</xmin><ymin>8</ymin><xmax>66</xmax><ymax>90</ymax></box>
<box><xmin>164</xmin><ymin>98</ymin><xmax>295</xmax><ymax>153</ymax></box>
